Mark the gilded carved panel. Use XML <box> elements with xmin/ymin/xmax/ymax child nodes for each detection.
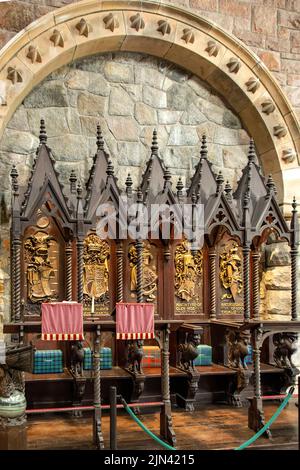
<box><xmin>218</xmin><ymin>235</ymin><xmax>243</xmax><ymax>316</ymax></box>
<box><xmin>128</xmin><ymin>240</ymin><xmax>158</xmax><ymax>304</ymax></box>
<box><xmin>83</xmin><ymin>233</ymin><xmax>110</xmax><ymax>316</ymax></box>
<box><xmin>174</xmin><ymin>240</ymin><xmax>203</xmax><ymax>315</ymax></box>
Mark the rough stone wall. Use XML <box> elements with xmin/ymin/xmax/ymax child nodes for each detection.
<box><xmin>0</xmin><ymin>0</ymin><xmax>297</xmax><ymax>334</ymax></box>
<box><xmin>1</xmin><ymin>0</ymin><xmax>300</xmax><ymax>119</ymax></box>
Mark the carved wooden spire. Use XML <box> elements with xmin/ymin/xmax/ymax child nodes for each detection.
<box><xmin>151</xmin><ymin>128</ymin><xmax>159</xmax><ymax>156</ymax></box>
<box><xmin>163</xmin><ymin>167</ymin><xmax>172</xmax><ymax>190</ymax></box>
<box><xmin>10</xmin><ymin>165</ymin><xmax>19</xmax><ymax>194</ymax></box>
<box><xmin>96</xmin><ymin>124</ymin><xmax>104</xmax><ymax>151</ymax></box>
<box><xmin>69</xmin><ymin>169</ymin><xmax>77</xmax><ymax>194</ymax></box>
<box><xmin>76</xmin><ymin>18</ymin><xmax>90</xmax><ymax>37</ymax></box>
<box><xmin>266</xmin><ymin>174</ymin><xmax>276</xmax><ymax>197</ymax></box>
<box><xmin>106</xmin><ymin>159</ymin><xmax>114</xmax><ymax>177</ymax></box>
<box><xmin>200</xmin><ymin>134</ymin><xmax>208</xmax><ymax>159</ymax></box>
<box><xmin>176</xmin><ymin>177</ymin><xmax>184</xmax><ymax>198</ymax></box>
<box><xmin>216</xmin><ymin>171</ymin><xmax>224</xmax><ymax>195</ymax></box>
<box><xmin>224</xmin><ymin>180</ymin><xmax>233</xmax><ymax>203</ymax></box>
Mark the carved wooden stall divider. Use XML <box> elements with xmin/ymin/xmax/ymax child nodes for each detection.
<box><xmin>3</xmin><ymin>119</ymin><xmax>300</xmax><ymax>448</ymax></box>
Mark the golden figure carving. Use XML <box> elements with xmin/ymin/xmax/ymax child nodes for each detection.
<box><xmin>219</xmin><ymin>241</ymin><xmax>243</xmax><ymax>301</ymax></box>
<box><xmin>175</xmin><ymin>240</ymin><xmax>203</xmax><ymax>302</ymax></box>
<box><xmin>128</xmin><ymin>242</ymin><xmax>157</xmax><ymax>301</ymax></box>
<box><xmin>83</xmin><ymin>234</ymin><xmax>110</xmax><ymax>301</ymax></box>
<box><xmin>24</xmin><ymin>231</ymin><xmax>56</xmax><ymax>303</ymax></box>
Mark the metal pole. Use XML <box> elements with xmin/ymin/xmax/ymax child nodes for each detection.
<box><xmin>109</xmin><ymin>386</ymin><xmax>117</xmax><ymax>450</ymax></box>
<box><xmin>298</xmin><ymin>375</ymin><xmax>299</xmax><ymax>451</ymax></box>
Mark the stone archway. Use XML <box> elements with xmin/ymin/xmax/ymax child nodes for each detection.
<box><xmin>0</xmin><ymin>0</ymin><xmax>299</xmax><ymax>210</ymax></box>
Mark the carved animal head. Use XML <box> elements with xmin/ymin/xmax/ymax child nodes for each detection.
<box><xmin>187</xmin><ymin>332</ymin><xmax>201</xmax><ymax>347</ymax></box>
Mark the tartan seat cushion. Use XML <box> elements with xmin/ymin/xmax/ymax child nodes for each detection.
<box><xmin>83</xmin><ymin>347</ymin><xmax>112</xmax><ymax>370</ymax></box>
<box><xmin>33</xmin><ymin>349</ymin><xmax>63</xmax><ymax>374</ymax></box>
<box><xmin>142</xmin><ymin>346</ymin><xmax>161</xmax><ymax>368</ymax></box>
<box><xmin>193</xmin><ymin>344</ymin><xmax>212</xmax><ymax>366</ymax></box>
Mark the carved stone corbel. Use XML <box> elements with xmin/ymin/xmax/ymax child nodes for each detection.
<box><xmin>224</xmin><ymin>329</ymin><xmax>253</xmax><ymax>407</ymax></box>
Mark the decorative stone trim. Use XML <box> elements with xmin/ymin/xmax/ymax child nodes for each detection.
<box><xmin>6</xmin><ymin>66</ymin><xmax>22</xmax><ymax>84</ymax></box>
<box><xmin>282</xmin><ymin>149</ymin><xmax>296</xmax><ymax>163</ymax></box>
<box><xmin>181</xmin><ymin>28</ymin><xmax>194</xmax><ymax>44</ymax></box>
<box><xmin>103</xmin><ymin>13</ymin><xmax>119</xmax><ymax>32</ymax></box>
<box><xmin>130</xmin><ymin>13</ymin><xmax>145</xmax><ymax>32</ymax></box>
<box><xmin>50</xmin><ymin>29</ymin><xmax>64</xmax><ymax>48</ymax></box>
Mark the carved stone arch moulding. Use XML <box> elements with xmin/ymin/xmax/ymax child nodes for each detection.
<box><xmin>0</xmin><ymin>0</ymin><xmax>300</xmax><ymax>210</ymax></box>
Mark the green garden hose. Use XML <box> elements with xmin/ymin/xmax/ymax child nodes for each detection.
<box><xmin>235</xmin><ymin>387</ymin><xmax>295</xmax><ymax>450</ymax></box>
<box><xmin>121</xmin><ymin>398</ymin><xmax>176</xmax><ymax>451</ymax></box>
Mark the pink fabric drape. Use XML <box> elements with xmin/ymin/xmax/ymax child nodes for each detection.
<box><xmin>116</xmin><ymin>303</ymin><xmax>155</xmax><ymax>339</ymax></box>
<box><xmin>41</xmin><ymin>302</ymin><xmax>84</xmax><ymax>341</ymax></box>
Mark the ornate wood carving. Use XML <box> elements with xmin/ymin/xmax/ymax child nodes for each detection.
<box><xmin>75</xmin><ymin>18</ymin><xmax>90</xmax><ymax>37</ymax></box>
<box><xmin>157</xmin><ymin>20</ymin><xmax>171</xmax><ymax>36</ymax></box>
<box><xmin>83</xmin><ymin>234</ymin><xmax>110</xmax><ymax>315</ymax></box>
<box><xmin>261</xmin><ymin>99</ymin><xmax>275</xmax><ymax>114</ymax></box>
<box><xmin>205</xmin><ymin>40</ymin><xmax>219</xmax><ymax>57</ymax></box>
<box><xmin>128</xmin><ymin>241</ymin><xmax>157</xmax><ymax>303</ymax></box>
<box><xmin>7</xmin><ymin>67</ymin><xmax>22</xmax><ymax>84</ymax></box>
<box><xmin>226</xmin><ymin>58</ymin><xmax>241</xmax><ymax>73</ymax></box>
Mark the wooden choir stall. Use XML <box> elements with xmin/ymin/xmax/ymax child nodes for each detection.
<box><xmin>1</xmin><ymin>119</ymin><xmax>300</xmax><ymax>449</ymax></box>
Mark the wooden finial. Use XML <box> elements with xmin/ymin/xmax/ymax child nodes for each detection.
<box><xmin>106</xmin><ymin>159</ymin><xmax>114</xmax><ymax>177</ymax></box>
<box><xmin>69</xmin><ymin>170</ymin><xmax>77</xmax><ymax>193</ymax></box>
<box><xmin>125</xmin><ymin>173</ymin><xmax>133</xmax><ymax>196</ymax></box>
<box><xmin>151</xmin><ymin>129</ymin><xmax>159</xmax><ymax>156</ymax></box>
<box><xmin>10</xmin><ymin>165</ymin><xmax>19</xmax><ymax>193</ymax></box>
<box><xmin>96</xmin><ymin>124</ymin><xmax>104</xmax><ymax>151</ymax></box>
<box><xmin>39</xmin><ymin>119</ymin><xmax>47</xmax><ymax>144</ymax></box>
<box><xmin>248</xmin><ymin>138</ymin><xmax>256</xmax><ymax>163</ymax></box>
<box><xmin>200</xmin><ymin>134</ymin><xmax>208</xmax><ymax>159</ymax></box>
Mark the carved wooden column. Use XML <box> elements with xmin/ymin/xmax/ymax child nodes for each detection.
<box><xmin>248</xmin><ymin>325</ymin><xmax>271</xmax><ymax>437</ymax></box>
<box><xmin>291</xmin><ymin>198</ymin><xmax>299</xmax><ymax>321</ymax></box>
<box><xmin>209</xmin><ymin>248</ymin><xmax>217</xmax><ymax>319</ymax></box>
<box><xmin>66</xmin><ymin>241</ymin><xmax>73</xmax><ymax>301</ymax></box>
<box><xmin>243</xmin><ymin>245</ymin><xmax>251</xmax><ymax>321</ymax></box>
<box><xmin>252</xmin><ymin>251</ymin><xmax>260</xmax><ymax>320</ymax></box>
<box><xmin>93</xmin><ymin>325</ymin><xmax>104</xmax><ymax>449</ymax></box>
<box><xmin>76</xmin><ymin>182</ymin><xmax>84</xmax><ymax>303</ymax></box>
<box><xmin>159</xmin><ymin>324</ymin><xmax>176</xmax><ymax>447</ymax></box>
<box><xmin>116</xmin><ymin>241</ymin><xmax>123</xmax><ymax>303</ymax></box>
<box><xmin>136</xmin><ymin>238</ymin><xmax>144</xmax><ymax>303</ymax></box>
<box><xmin>10</xmin><ymin>166</ymin><xmax>21</xmax><ymax>322</ymax></box>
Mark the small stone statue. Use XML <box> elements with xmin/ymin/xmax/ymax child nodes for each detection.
<box><xmin>178</xmin><ymin>332</ymin><xmax>201</xmax><ymax>372</ymax></box>
<box><xmin>127</xmin><ymin>340</ymin><xmax>144</xmax><ymax>374</ymax></box>
<box><xmin>71</xmin><ymin>341</ymin><xmax>84</xmax><ymax>377</ymax></box>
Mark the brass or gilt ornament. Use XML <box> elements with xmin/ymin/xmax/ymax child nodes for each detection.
<box><xmin>128</xmin><ymin>241</ymin><xmax>157</xmax><ymax>301</ymax></box>
<box><xmin>175</xmin><ymin>240</ymin><xmax>202</xmax><ymax>302</ymax></box>
<box><xmin>83</xmin><ymin>234</ymin><xmax>110</xmax><ymax>301</ymax></box>
<box><xmin>24</xmin><ymin>231</ymin><xmax>57</xmax><ymax>303</ymax></box>
<box><xmin>219</xmin><ymin>241</ymin><xmax>243</xmax><ymax>301</ymax></box>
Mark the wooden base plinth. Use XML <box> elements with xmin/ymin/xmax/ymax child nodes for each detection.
<box><xmin>0</xmin><ymin>421</ymin><xmax>27</xmax><ymax>450</ymax></box>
